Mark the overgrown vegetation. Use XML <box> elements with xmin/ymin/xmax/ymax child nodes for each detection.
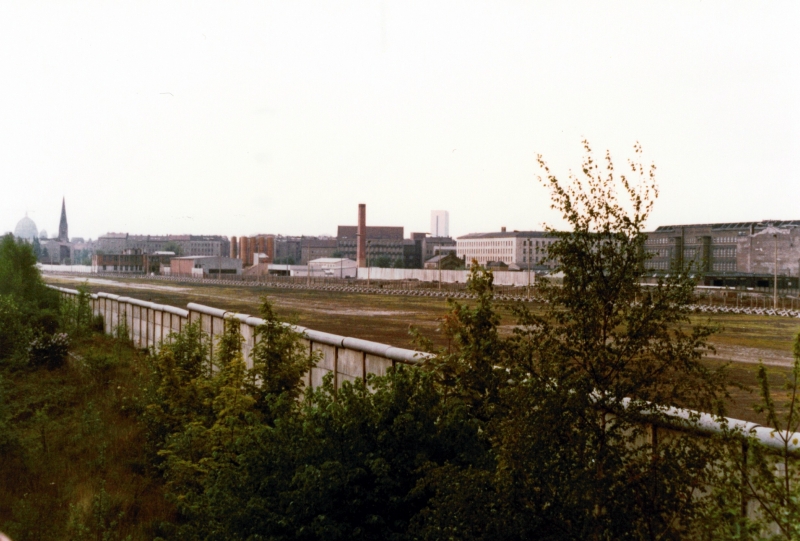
<box><xmin>0</xmin><ymin>235</ymin><xmax>173</xmax><ymax>540</ymax></box>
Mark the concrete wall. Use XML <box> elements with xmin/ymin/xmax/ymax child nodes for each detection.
<box><xmin>38</xmin><ymin>264</ymin><xmax>92</xmax><ymax>273</ymax></box>
<box><xmin>51</xmin><ymin>286</ymin><xmax>429</xmax><ymax>392</ymax></box>
<box><xmin>356</xmin><ymin>266</ymin><xmax>543</xmax><ymax>286</ymax></box>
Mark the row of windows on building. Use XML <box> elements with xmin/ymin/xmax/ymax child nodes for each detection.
<box><xmin>713</xmin><ymin>247</ymin><xmax>736</xmax><ymax>258</ymax></box>
<box><xmin>100</xmin><ymin>265</ymin><xmax>143</xmax><ymax>271</ymax></box>
<box><xmin>712</xmin><ymin>261</ymin><xmax>737</xmax><ymax>272</ymax></box>
<box><xmin>646</xmin><ymin>236</ymin><xmax>741</xmax><ymax>246</ymax></box>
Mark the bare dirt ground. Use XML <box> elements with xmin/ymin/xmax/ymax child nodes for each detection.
<box><xmin>706</xmin><ymin>344</ymin><xmax>793</xmax><ymax>367</ymax></box>
<box><xmin>52</xmin><ymin>275</ymin><xmax>189</xmax><ymax>292</ymax></box>
<box><xmin>46</xmin><ymin>274</ymin><xmax>800</xmax><ymax>425</ymax></box>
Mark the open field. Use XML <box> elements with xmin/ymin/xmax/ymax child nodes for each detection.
<box><xmin>44</xmin><ymin>274</ymin><xmax>800</xmax><ymax>425</ymax></box>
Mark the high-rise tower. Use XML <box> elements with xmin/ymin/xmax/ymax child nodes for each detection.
<box><xmin>58</xmin><ymin>197</ymin><xmax>69</xmax><ymax>242</ymax></box>
<box><xmin>430</xmin><ymin>210</ymin><xmax>449</xmax><ymax>237</ymax></box>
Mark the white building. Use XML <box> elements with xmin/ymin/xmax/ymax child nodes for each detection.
<box><xmin>309</xmin><ymin>257</ymin><xmax>358</xmax><ymax>278</ymax></box>
<box><xmin>267</xmin><ymin>258</ymin><xmax>358</xmax><ymax>278</ymax></box>
<box><xmin>430</xmin><ymin>210</ymin><xmax>449</xmax><ymax>238</ymax></box>
<box><xmin>457</xmin><ymin>229</ymin><xmax>558</xmax><ymax>269</ymax></box>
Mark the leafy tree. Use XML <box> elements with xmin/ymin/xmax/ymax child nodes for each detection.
<box><xmin>437</xmin><ymin>253</ymin><xmax>465</xmax><ymax>270</ymax></box>
<box><xmin>371</xmin><ymin>255</ymin><xmax>393</xmax><ymax>268</ymax></box>
<box><xmin>245</xmin><ymin>298</ymin><xmax>316</xmax><ymax>417</ymax></box>
<box><xmin>413</xmin><ymin>141</ymin><xmax>732</xmax><ymax>539</ymax></box>
<box><xmin>163</xmin><ymin>241</ymin><xmax>184</xmax><ymax>256</ymax></box>
<box><xmin>0</xmin><ymin>296</ymin><xmax>30</xmax><ymax>363</ymax></box>
<box><xmin>59</xmin><ymin>283</ymin><xmax>95</xmax><ymax>338</ymax></box>
<box><xmin>188</xmin><ymin>366</ymin><xmax>484</xmax><ymax>541</ymax></box>
<box><xmin>144</xmin><ymin>298</ymin><xmax>317</xmax><ymax>538</ymax></box>
<box><xmin>142</xmin><ymin>321</ymin><xmax>212</xmax><ymax>468</ymax></box>
<box><xmin>735</xmin><ymin>333</ymin><xmax>800</xmax><ymax>539</ymax></box>
<box><xmin>0</xmin><ymin>235</ymin><xmax>60</xmax><ymax>364</ymax></box>
<box><xmin>0</xmin><ymin>234</ymin><xmax>59</xmax><ymax>317</ymax></box>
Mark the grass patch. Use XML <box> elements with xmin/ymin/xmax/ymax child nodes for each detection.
<box><xmin>0</xmin><ymin>333</ymin><xmax>173</xmax><ymax>541</ymax></box>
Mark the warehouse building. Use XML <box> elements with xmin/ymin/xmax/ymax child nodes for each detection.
<box><xmin>644</xmin><ymin>220</ymin><xmax>800</xmax><ymax>288</ymax></box>
<box><xmin>169</xmin><ymin>256</ymin><xmax>242</xmax><ymax>278</ymax></box>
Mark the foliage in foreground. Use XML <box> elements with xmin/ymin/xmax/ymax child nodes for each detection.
<box><xmin>135</xmin><ymin>142</ymin><xmax>794</xmax><ymax>540</ymax></box>
<box><xmin>0</xmin><ymin>234</ymin><xmax>60</xmax><ymax>366</ymax></box>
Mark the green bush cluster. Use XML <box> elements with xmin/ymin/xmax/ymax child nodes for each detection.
<box><xmin>27</xmin><ymin>332</ymin><xmax>70</xmax><ymax>370</ymax></box>
<box><xmin>0</xmin><ymin>235</ymin><xmax>60</xmax><ymax>367</ymax></box>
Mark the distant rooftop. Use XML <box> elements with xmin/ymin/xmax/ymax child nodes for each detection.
<box><xmin>653</xmin><ymin>220</ymin><xmax>800</xmax><ymax>232</ymax></box>
<box><xmin>337</xmin><ymin>226</ymin><xmax>403</xmax><ymax>240</ymax></box>
<box><xmin>458</xmin><ymin>230</ymin><xmax>553</xmax><ymax>240</ymax></box>
<box><xmin>171</xmin><ymin>255</ymin><xmax>235</xmax><ymax>260</ymax></box>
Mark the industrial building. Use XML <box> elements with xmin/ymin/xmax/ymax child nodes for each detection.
<box><xmin>422</xmin><ymin>236</ymin><xmax>457</xmax><ymax>262</ymax></box>
<box><xmin>309</xmin><ymin>257</ymin><xmax>358</xmax><ymax>278</ymax></box>
<box><xmin>301</xmin><ymin>237</ymin><xmax>338</xmax><ymax>264</ymax></box>
<box><xmin>337</xmin><ymin>225</ymin><xmax>405</xmax><ymax>266</ymax></box>
<box><xmin>231</xmin><ymin>235</ymin><xmax>275</xmax><ymax>267</ymax></box>
<box><xmin>92</xmin><ymin>252</ymin><xmax>174</xmax><ymax>274</ymax></box>
<box><xmin>169</xmin><ymin>256</ymin><xmax>242</xmax><ymax>278</ymax></box>
<box><xmin>457</xmin><ymin>228</ymin><xmax>558</xmax><ymax>270</ymax></box>
<box><xmin>644</xmin><ymin>221</ymin><xmax>800</xmax><ymax>288</ymax></box>
<box><xmin>97</xmin><ymin>233</ymin><xmax>230</xmax><ymax>258</ymax></box>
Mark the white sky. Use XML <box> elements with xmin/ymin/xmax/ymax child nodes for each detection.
<box><xmin>1</xmin><ymin>1</ymin><xmax>798</xmax><ymax>240</ymax></box>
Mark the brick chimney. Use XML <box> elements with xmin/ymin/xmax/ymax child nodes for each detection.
<box><xmin>357</xmin><ymin>204</ymin><xmax>367</xmax><ymax>268</ymax></box>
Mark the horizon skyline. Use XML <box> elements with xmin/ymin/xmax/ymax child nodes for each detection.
<box><xmin>9</xmin><ymin>197</ymin><xmax>800</xmax><ymax>243</ymax></box>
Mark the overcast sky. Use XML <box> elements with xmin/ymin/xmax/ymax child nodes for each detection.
<box><xmin>2</xmin><ymin>1</ymin><xmax>798</xmax><ymax>240</ymax></box>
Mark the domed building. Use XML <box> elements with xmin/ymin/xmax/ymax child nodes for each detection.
<box><xmin>13</xmin><ymin>214</ymin><xmax>38</xmax><ymax>242</ymax></box>
<box><xmin>39</xmin><ymin>229</ymin><xmax>48</xmax><ymax>239</ymax></box>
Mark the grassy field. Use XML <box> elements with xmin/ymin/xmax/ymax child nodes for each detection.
<box><xmin>44</xmin><ymin>274</ymin><xmax>800</xmax><ymax>425</ymax></box>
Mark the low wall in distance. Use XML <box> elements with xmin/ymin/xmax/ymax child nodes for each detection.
<box><xmin>356</xmin><ymin>266</ymin><xmax>543</xmax><ymax>286</ymax></box>
<box><xmin>38</xmin><ymin>264</ymin><xmax>92</xmax><ymax>273</ymax></box>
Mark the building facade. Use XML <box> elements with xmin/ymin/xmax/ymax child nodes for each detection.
<box><xmin>300</xmin><ymin>237</ymin><xmax>338</xmax><ymax>264</ymax></box>
<box><xmin>422</xmin><ymin>236</ymin><xmax>457</xmax><ymax>262</ymax></box>
<box><xmin>457</xmin><ymin>229</ymin><xmax>558</xmax><ymax>270</ymax></box>
<box><xmin>644</xmin><ymin>220</ymin><xmax>800</xmax><ymax>287</ymax></box>
<box><xmin>233</xmin><ymin>235</ymin><xmax>275</xmax><ymax>267</ymax></box>
<box><xmin>97</xmin><ymin>233</ymin><xmax>230</xmax><ymax>258</ymax></box>
<box><xmin>274</xmin><ymin>235</ymin><xmax>303</xmax><ymax>264</ymax></box>
<box><xmin>337</xmin><ymin>225</ymin><xmax>405</xmax><ymax>266</ymax></box>
<box><xmin>170</xmin><ymin>256</ymin><xmax>242</xmax><ymax>277</ymax></box>
<box><xmin>92</xmin><ymin>253</ymin><xmax>174</xmax><ymax>274</ymax></box>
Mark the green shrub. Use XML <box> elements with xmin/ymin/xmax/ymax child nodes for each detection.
<box><xmin>0</xmin><ymin>295</ymin><xmax>30</xmax><ymax>364</ymax></box>
<box><xmin>28</xmin><ymin>332</ymin><xmax>69</xmax><ymax>370</ymax></box>
<box><xmin>91</xmin><ymin>314</ymin><xmax>105</xmax><ymax>334</ymax></box>
<box><xmin>83</xmin><ymin>350</ymin><xmax>117</xmax><ymax>385</ymax></box>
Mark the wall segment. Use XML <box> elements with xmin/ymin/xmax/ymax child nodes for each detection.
<box><xmin>50</xmin><ymin>285</ymin><xmax>429</xmax><ymax>391</ymax></box>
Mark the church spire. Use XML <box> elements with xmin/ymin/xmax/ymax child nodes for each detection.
<box><xmin>58</xmin><ymin>197</ymin><xmax>69</xmax><ymax>242</ymax></box>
